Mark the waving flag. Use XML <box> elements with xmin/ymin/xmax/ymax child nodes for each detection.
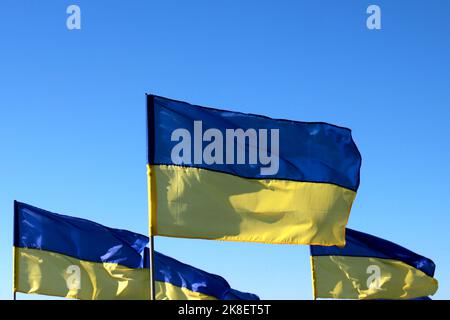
<box><xmin>145</xmin><ymin>249</ymin><xmax>259</xmax><ymax>300</ymax></box>
<box><xmin>147</xmin><ymin>95</ymin><xmax>361</xmax><ymax>246</ymax></box>
<box><xmin>13</xmin><ymin>201</ymin><xmax>259</xmax><ymax>300</ymax></box>
<box><xmin>13</xmin><ymin>201</ymin><xmax>149</xmax><ymax>300</ymax></box>
<box><xmin>310</xmin><ymin>229</ymin><xmax>438</xmax><ymax>299</ymax></box>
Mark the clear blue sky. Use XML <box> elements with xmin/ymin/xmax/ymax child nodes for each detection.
<box><xmin>1</xmin><ymin>0</ymin><xmax>449</xmax><ymax>300</ymax></box>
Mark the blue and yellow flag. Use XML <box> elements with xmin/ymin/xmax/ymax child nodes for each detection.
<box><xmin>14</xmin><ymin>201</ymin><xmax>259</xmax><ymax>300</ymax></box>
<box><xmin>146</xmin><ymin>249</ymin><xmax>259</xmax><ymax>300</ymax></box>
<box><xmin>310</xmin><ymin>229</ymin><xmax>438</xmax><ymax>299</ymax></box>
<box><xmin>14</xmin><ymin>201</ymin><xmax>150</xmax><ymax>300</ymax></box>
<box><xmin>147</xmin><ymin>95</ymin><xmax>361</xmax><ymax>246</ymax></box>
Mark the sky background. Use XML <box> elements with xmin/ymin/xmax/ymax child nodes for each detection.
<box><xmin>1</xmin><ymin>0</ymin><xmax>449</xmax><ymax>300</ymax></box>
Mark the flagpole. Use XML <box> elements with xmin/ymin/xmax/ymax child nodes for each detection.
<box><xmin>146</xmin><ymin>94</ymin><xmax>156</xmax><ymax>301</ymax></box>
<box><xmin>149</xmin><ymin>235</ymin><xmax>156</xmax><ymax>300</ymax></box>
<box><xmin>309</xmin><ymin>256</ymin><xmax>317</xmax><ymax>300</ymax></box>
<box><xmin>13</xmin><ymin>200</ymin><xmax>18</xmax><ymax>301</ymax></box>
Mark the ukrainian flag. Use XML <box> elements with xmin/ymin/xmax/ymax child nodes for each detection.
<box><xmin>146</xmin><ymin>249</ymin><xmax>259</xmax><ymax>300</ymax></box>
<box><xmin>310</xmin><ymin>229</ymin><xmax>438</xmax><ymax>299</ymax></box>
<box><xmin>14</xmin><ymin>201</ymin><xmax>150</xmax><ymax>300</ymax></box>
<box><xmin>14</xmin><ymin>201</ymin><xmax>259</xmax><ymax>300</ymax></box>
<box><xmin>147</xmin><ymin>95</ymin><xmax>362</xmax><ymax>246</ymax></box>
